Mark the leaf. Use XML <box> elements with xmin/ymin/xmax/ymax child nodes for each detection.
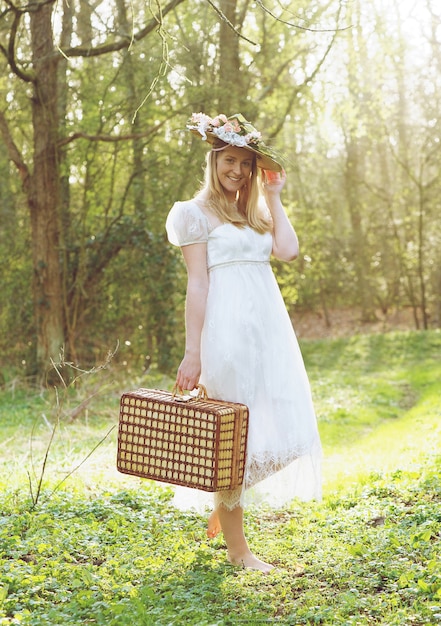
<box><xmin>347</xmin><ymin>543</ymin><xmax>366</xmax><ymax>556</ymax></box>
<box><xmin>399</xmin><ymin>573</ymin><xmax>411</xmax><ymax>587</ymax></box>
<box><xmin>0</xmin><ymin>585</ymin><xmax>8</xmax><ymax>605</ymax></box>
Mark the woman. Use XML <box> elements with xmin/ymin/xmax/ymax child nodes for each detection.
<box><xmin>166</xmin><ymin>113</ymin><xmax>321</xmax><ymax>573</ymax></box>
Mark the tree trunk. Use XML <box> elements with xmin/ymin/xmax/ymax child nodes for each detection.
<box><xmin>29</xmin><ymin>2</ymin><xmax>64</xmax><ymax>378</ymax></box>
<box><xmin>343</xmin><ymin>0</ymin><xmax>377</xmax><ymax>323</ymax></box>
<box><xmin>218</xmin><ymin>0</ymin><xmax>242</xmax><ymax>112</ymax></box>
<box><xmin>344</xmin><ymin>138</ymin><xmax>377</xmax><ymax>323</ymax></box>
<box><xmin>416</xmin><ymin>184</ymin><xmax>429</xmax><ymax>329</ymax></box>
<box><xmin>57</xmin><ymin>0</ymin><xmax>75</xmax><ymax>361</ymax></box>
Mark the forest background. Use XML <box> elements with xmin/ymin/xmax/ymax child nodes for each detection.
<box><xmin>0</xmin><ymin>0</ymin><xmax>440</xmax><ymax>382</ymax></box>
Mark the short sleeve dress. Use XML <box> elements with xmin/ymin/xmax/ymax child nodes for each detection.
<box><xmin>166</xmin><ymin>200</ymin><xmax>322</xmax><ymax>511</ymax></box>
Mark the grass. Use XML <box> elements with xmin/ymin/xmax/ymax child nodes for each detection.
<box><xmin>0</xmin><ymin>330</ymin><xmax>440</xmax><ymax>625</ymax></box>
<box><xmin>303</xmin><ymin>331</ymin><xmax>441</xmax><ymax>492</ymax></box>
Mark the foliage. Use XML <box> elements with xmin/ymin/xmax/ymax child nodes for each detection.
<box><xmin>0</xmin><ymin>0</ymin><xmax>340</xmax><ymax>373</ymax></box>
<box><xmin>0</xmin><ymin>330</ymin><xmax>440</xmax><ymax>624</ymax></box>
<box><xmin>1</xmin><ymin>462</ymin><xmax>440</xmax><ymax>626</ymax></box>
<box><xmin>3</xmin><ymin>1</ymin><xmax>440</xmax><ymax>378</ymax></box>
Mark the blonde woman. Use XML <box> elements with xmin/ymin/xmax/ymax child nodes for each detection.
<box><xmin>166</xmin><ymin>113</ymin><xmax>321</xmax><ymax>573</ymax></box>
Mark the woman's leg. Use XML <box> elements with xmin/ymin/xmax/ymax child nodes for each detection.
<box><xmin>210</xmin><ymin>505</ymin><xmax>274</xmax><ymax>573</ymax></box>
<box><xmin>207</xmin><ymin>509</ymin><xmax>222</xmax><ymax>538</ymax></box>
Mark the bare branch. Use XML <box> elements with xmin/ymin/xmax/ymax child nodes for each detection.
<box><xmin>255</xmin><ymin>0</ymin><xmax>351</xmax><ymax>33</ymax></box>
<box><xmin>0</xmin><ymin>3</ymin><xmax>35</xmax><ymax>81</ymax></box>
<box><xmin>3</xmin><ymin>0</ymin><xmax>65</xmax><ymax>14</ymax></box>
<box><xmin>42</xmin><ymin>424</ymin><xmax>116</xmax><ymax>504</ymax></box>
<box><xmin>206</xmin><ymin>0</ymin><xmax>257</xmax><ymax>46</ymax></box>
<box><xmin>58</xmin><ymin>121</ymin><xmax>167</xmax><ymax>147</ymax></box>
<box><xmin>60</xmin><ymin>0</ymin><xmax>186</xmax><ymax>58</ymax></box>
<box><xmin>387</xmin><ymin>133</ymin><xmax>439</xmax><ymax>191</ymax></box>
<box><xmin>267</xmin><ymin>3</ymin><xmax>343</xmax><ymax>140</ymax></box>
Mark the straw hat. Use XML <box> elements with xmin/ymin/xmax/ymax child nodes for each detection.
<box><xmin>187</xmin><ymin>112</ymin><xmax>283</xmax><ymax>172</ymax></box>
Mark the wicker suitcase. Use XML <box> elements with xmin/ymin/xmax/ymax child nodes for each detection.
<box><xmin>116</xmin><ymin>386</ymin><xmax>249</xmax><ymax>492</ymax></box>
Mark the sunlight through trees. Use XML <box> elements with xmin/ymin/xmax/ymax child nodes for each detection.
<box><xmin>0</xmin><ymin>0</ymin><xmax>439</xmax><ymax>379</ymax></box>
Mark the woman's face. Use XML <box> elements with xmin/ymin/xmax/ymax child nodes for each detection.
<box><xmin>216</xmin><ymin>146</ymin><xmax>254</xmax><ymax>201</ymax></box>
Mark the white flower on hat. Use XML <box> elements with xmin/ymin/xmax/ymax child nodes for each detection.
<box><xmin>189</xmin><ymin>112</ymin><xmax>213</xmax><ymax>141</ymax></box>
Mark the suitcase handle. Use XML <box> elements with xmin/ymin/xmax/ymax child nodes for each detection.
<box><xmin>172</xmin><ymin>383</ymin><xmax>208</xmax><ymax>402</ymax></box>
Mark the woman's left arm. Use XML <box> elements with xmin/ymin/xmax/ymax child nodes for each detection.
<box><xmin>262</xmin><ymin>170</ymin><xmax>299</xmax><ymax>262</ymax></box>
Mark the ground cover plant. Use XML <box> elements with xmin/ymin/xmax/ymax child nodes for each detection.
<box><xmin>0</xmin><ymin>330</ymin><xmax>440</xmax><ymax>625</ymax></box>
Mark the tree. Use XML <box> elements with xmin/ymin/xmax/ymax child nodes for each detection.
<box><xmin>279</xmin><ymin>0</ymin><xmax>441</xmax><ymax>330</ymax></box>
<box><xmin>2</xmin><ymin>0</ymin><xmax>360</xmax><ymax>379</ymax></box>
<box><xmin>0</xmin><ymin>0</ymin><xmax>185</xmax><ymax>379</ymax></box>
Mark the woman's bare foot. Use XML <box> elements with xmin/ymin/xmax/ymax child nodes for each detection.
<box><xmin>207</xmin><ymin>510</ymin><xmax>222</xmax><ymax>538</ymax></box>
<box><xmin>228</xmin><ymin>550</ymin><xmax>274</xmax><ymax>574</ymax></box>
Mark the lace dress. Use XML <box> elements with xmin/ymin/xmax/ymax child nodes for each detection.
<box><xmin>166</xmin><ymin>200</ymin><xmax>322</xmax><ymax>511</ymax></box>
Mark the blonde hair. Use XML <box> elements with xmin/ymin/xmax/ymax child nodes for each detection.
<box><xmin>197</xmin><ymin>145</ymin><xmax>271</xmax><ymax>234</ymax></box>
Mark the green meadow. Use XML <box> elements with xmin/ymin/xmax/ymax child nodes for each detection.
<box><xmin>1</xmin><ymin>330</ymin><xmax>440</xmax><ymax>625</ymax></box>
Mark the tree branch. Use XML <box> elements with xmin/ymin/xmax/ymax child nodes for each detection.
<box><xmin>60</xmin><ymin>0</ymin><xmax>186</xmax><ymax>58</ymax></box>
<box><xmin>205</xmin><ymin>0</ymin><xmax>257</xmax><ymax>46</ymax></box>
<box><xmin>255</xmin><ymin>0</ymin><xmax>351</xmax><ymax>33</ymax></box>
<box><xmin>0</xmin><ymin>109</ymin><xmax>31</xmax><ymax>188</ymax></box>
<box><xmin>0</xmin><ymin>2</ymin><xmax>35</xmax><ymax>82</ymax></box>
<box><xmin>268</xmin><ymin>4</ymin><xmax>343</xmax><ymax>140</ymax></box>
<box><xmin>58</xmin><ymin>121</ymin><xmax>167</xmax><ymax>148</ymax></box>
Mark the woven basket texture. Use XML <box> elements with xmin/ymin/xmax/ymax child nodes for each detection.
<box><xmin>117</xmin><ymin>388</ymin><xmax>249</xmax><ymax>492</ymax></box>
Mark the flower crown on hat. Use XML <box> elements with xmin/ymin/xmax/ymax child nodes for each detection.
<box><xmin>187</xmin><ymin>112</ymin><xmax>283</xmax><ymax>172</ymax></box>
<box><xmin>188</xmin><ymin>113</ymin><xmax>262</xmax><ymax>147</ymax></box>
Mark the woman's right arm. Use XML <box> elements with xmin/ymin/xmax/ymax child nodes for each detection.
<box><xmin>176</xmin><ymin>242</ymin><xmax>209</xmax><ymax>391</ymax></box>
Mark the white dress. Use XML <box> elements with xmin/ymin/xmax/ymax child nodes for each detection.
<box><xmin>166</xmin><ymin>200</ymin><xmax>322</xmax><ymax>511</ymax></box>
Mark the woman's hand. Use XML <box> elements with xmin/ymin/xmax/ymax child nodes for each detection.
<box><xmin>176</xmin><ymin>351</ymin><xmax>201</xmax><ymax>391</ymax></box>
<box><xmin>262</xmin><ymin>169</ymin><xmax>286</xmax><ymax>197</ymax></box>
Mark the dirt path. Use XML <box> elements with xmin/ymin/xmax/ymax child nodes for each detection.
<box><xmin>292</xmin><ymin>307</ymin><xmax>419</xmax><ymax>340</ymax></box>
